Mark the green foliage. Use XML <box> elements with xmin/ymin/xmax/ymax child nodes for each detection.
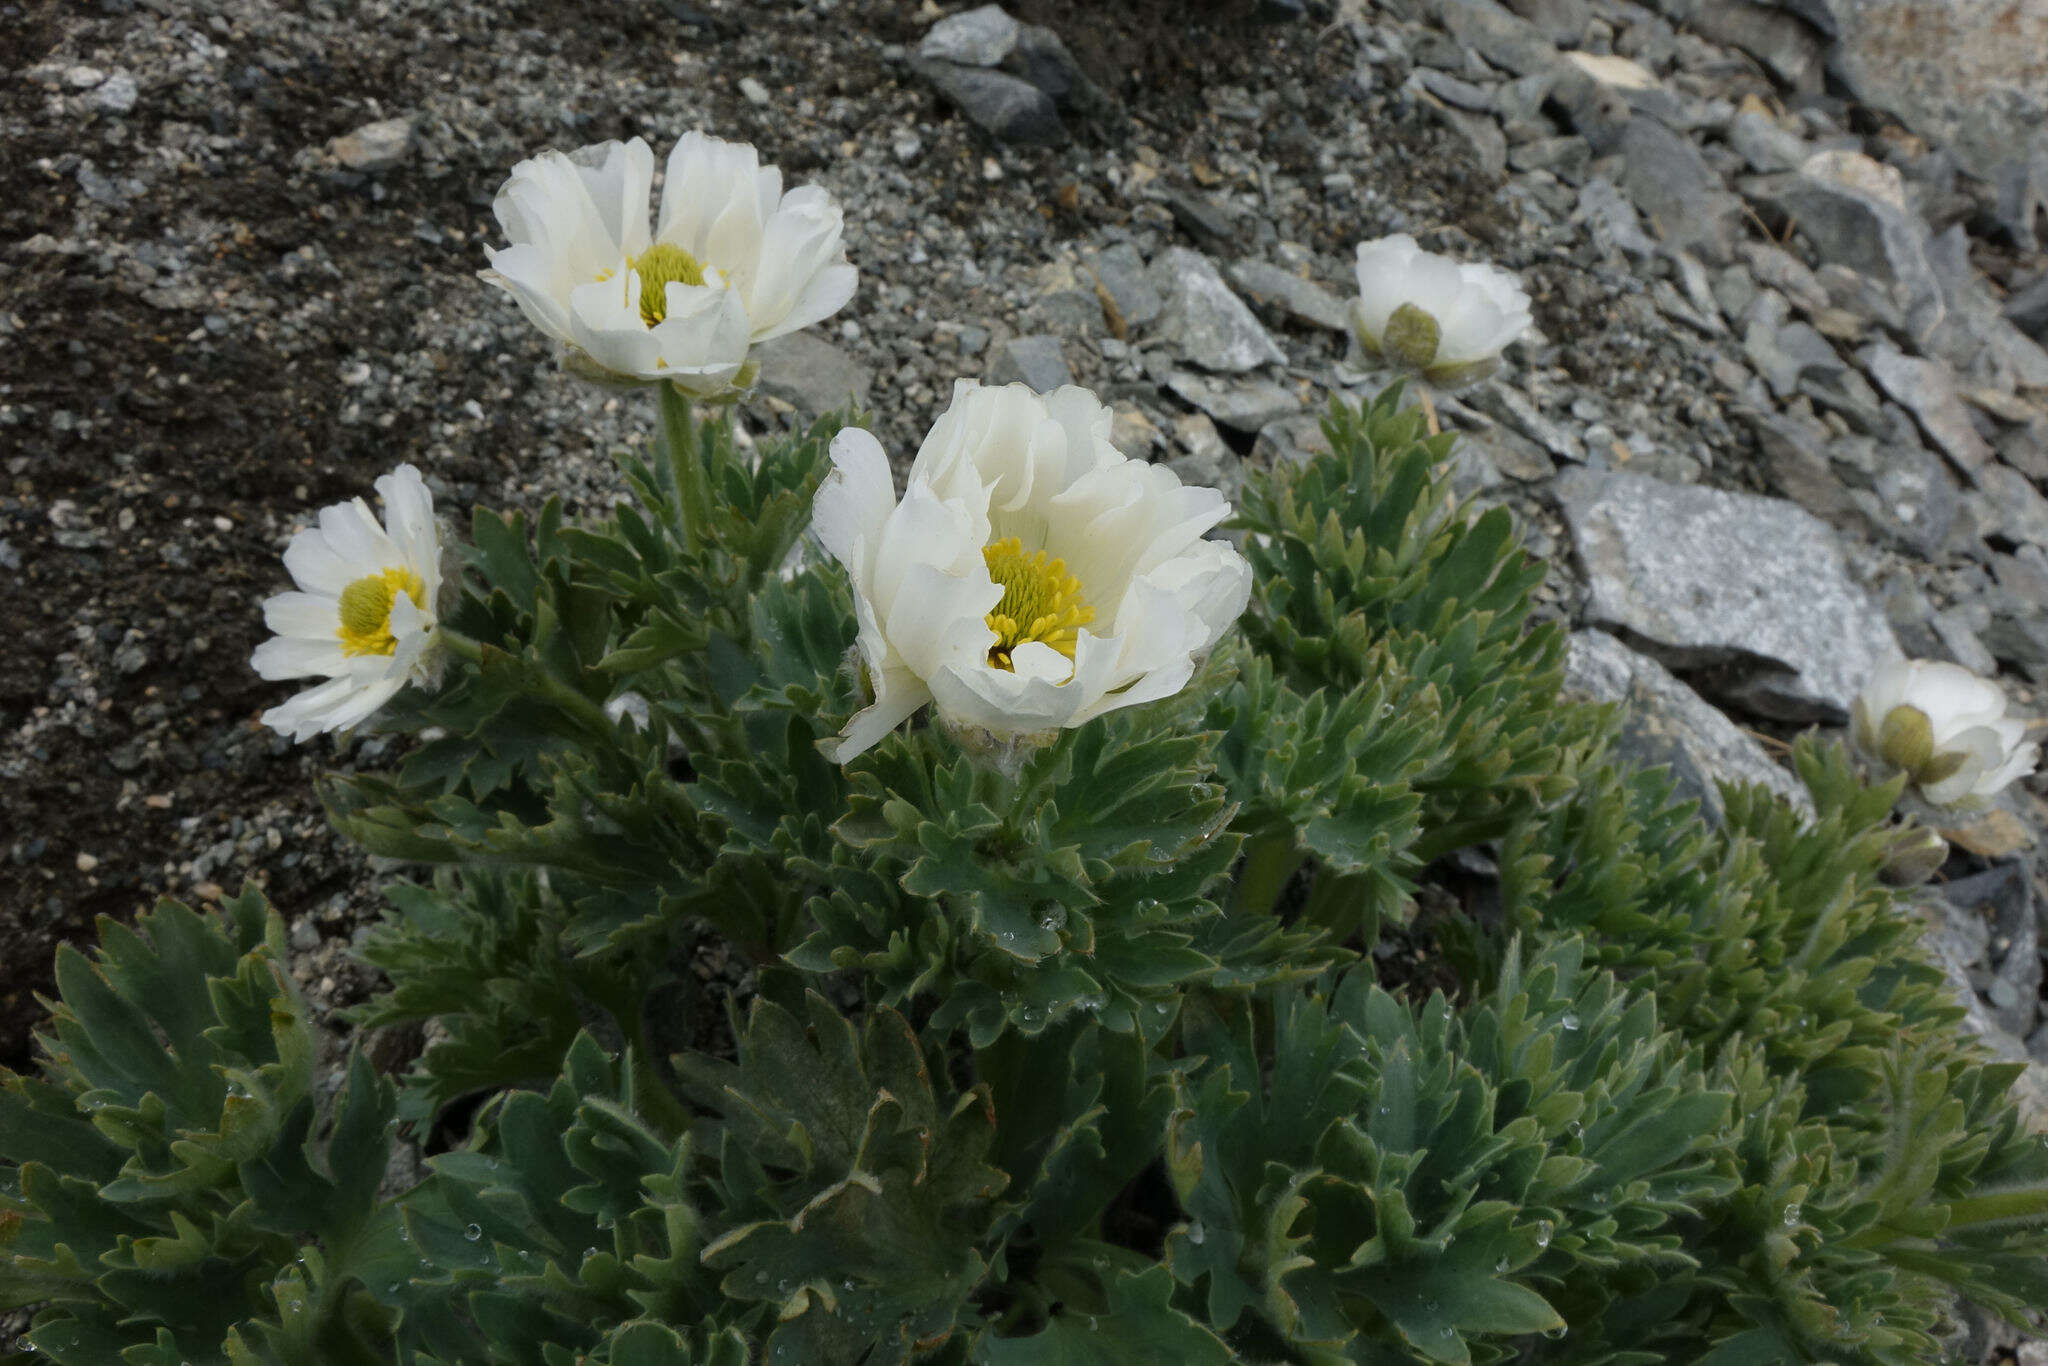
<box><xmin>12</xmin><ymin>385</ymin><xmax>2048</xmax><ymax>1366</ymax></box>
<box><xmin>0</xmin><ymin>890</ymin><xmax>408</xmax><ymax>1364</ymax></box>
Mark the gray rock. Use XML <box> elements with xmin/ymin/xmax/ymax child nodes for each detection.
<box><xmin>328</xmin><ymin>117</ymin><xmax>413</xmax><ymax>172</ymax></box>
<box><xmin>1944</xmin><ymin>865</ymin><xmax>2040</xmax><ymax>1039</ymax></box>
<box><xmin>1824</xmin><ymin>0</ymin><xmax>2048</xmax><ymax>185</ymax></box>
<box><xmin>1996</xmin><ymin>151</ymin><xmax>2048</xmax><ymax>252</ymax></box>
<box><xmin>1223</xmin><ymin>259</ymin><xmax>1350</xmax><ymax>333</ymax></box>
<box><xmin>1164</xmin><ymin>370</ymin><xmax>1303</xmax><ymax>432</ymax></box>
<box><xmin>1468</xmin><ymin>384</ymin><xmax>1581</xmax><ymax>460</ymax></box>
<box><xmin>752</xmin><ymin>333</ymin><xmax>872</xmax><ymax>415</ymax></box>
<box><xmin>1668</xmin><ymin>0</ymin><xmax>1823</xmax><ymax>89</ymax></box>
<box><xmin>1164</xmin><ymin>192</ymin><xmax>1241</xmax><ymax>252</ymax></box>
<box><xmin>919</xmin><ymin>4</ymin><xmax>1019</xmax><ymax>65</ymax></box>
<box><xmin>1503</xmin><ymin>0</ymin><xmax>1591</xmax><ymax>44</ymax></box>
<box><xmin>90</xmin><ymin>71</ymin><xmax>138</xmax><ymax>115</ymax></box>
<box><xmin>1617</xmin><ymin>118</ymin><xmax>1742</xmax><ymax>264</ymax></box>
<box><xmin>1431</xmin><ymin>101</ymin><xmax>1509</xmax><ymax>179</ymax></box>
<box><xmin>2007</xmin><ymin>273</ymin><xmax>2048</xmax><ymax>342</ymax></box>
<box><xmin>1168</xmin><ymin>412</ymin><xmax>1240</xmax><ymax>499</ymax></box>
<box><xmin>1086</xmin><ymin>243</ymin><xmax>1163</xmax><ymax>330</ymax></box>
<box><xmin>1557</xmin><ymin>467</ymin><xmax>1901</xmax><ymax>721</ymax></box>
<box><xmin>1747</xmin><ymin>170</ymin><xmax>1944</xmax><ymax>341</ymax></box>
<box><xmin>1728</xmin><ymin>110</ymin><xmax>1811</xmax><ymax>174</ymax></box>
<box><xmin>1562</xmin><ymin>629</ymin><xmax>1810</xmax><ymax>821</ymax></box>
<box><xmin>1148</xmin><ymin>248</ymin><xmax>1286</xmax><ymax>373</ymax></box>
<box><xmin>1576</xmin><ymin>177</ymin><xmax>1659</xmax><ymax>258</ymax></box>
<box><xmin>1744</xmin><ymin>299</ymin><xmax>1845</xmax><ymax>400</ymax></box>
<box><xmin>914</xmin><ymin>61</ymin><xmax>1064</xmax><ymax>145</ymax></box>
<box><xmin>1859</xmin><ymin>343</ymin><xmax>1992</xmax><ymax>476</ymax></box>
<box><xmin>1508</xmin><ymin>134</ymin><xmax>1591</xmax><ymax>180</ymax></box>
<box><xmin>1415</xmin><ymin>69</ymin><xmax>1497</xmax><ymax>111</ymax></box>
<box><xmin>1429</xmin><ymin>0</ymin><xmax>1562</xmax><ymax>75</ymax></box>
<box><xmin>1970</xmin><ymin>464</ymin><xmax>2048</xmax><ymax>549</ymax></box>
<box><xmin>985</xmin><ymin>334</ymin><xmax>1072</xmax><ymax>391</ymax></box>
<box><xmin>1003</xmin><ymin>23</ymin><xmax>1107</xmax><ymax>116</ymax></box>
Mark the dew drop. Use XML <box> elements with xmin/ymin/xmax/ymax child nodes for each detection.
<box><xmin>1534</xmin><ymin>1220</ymin><xmax>1554</xmax><ymax>1248</ymax></box>
<box><xmin>1036</xmin><ymin>903</ymin><xmax>1067</xmax><ymax>933</ymax></box>
<box><xmin>1186</xmin><ymin>1222</ymin><xmax>1206</xmax><ymax>1246</ymax></box>
<box><xmin>1782</xmin><ymin>1204</ymin><xmax>1801</xmax><ymax>1226</ymax></box>
<box><xmin>1425</xmin><ymin>1299</ymin><xmax>1439</xmax><ymax>1312</ymax></box>
<box><xmin>1495</xmin><ymin>1258</ymin><xmax>1509</xmax><ymax>1274</ymax></box>
<box><xmin>1559</xmin><ymin>1013</ymin><xmax>1580</xmax><ymax>1032</ymax></box>
<box><xmin>463</xmin><ymin>1223</ymin><xmax>483</xmax><ymax>1242</ymax></box>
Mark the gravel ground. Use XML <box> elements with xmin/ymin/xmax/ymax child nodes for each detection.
<box><xmin>0</xmin><ymin>0</ymin><xmax>1605</xmax><ymax>1058</ymax></box>
<box><xmin>7</xmin><ymin>0</ymin><xmax>2048</xmax><ymax>1357</ymax></box>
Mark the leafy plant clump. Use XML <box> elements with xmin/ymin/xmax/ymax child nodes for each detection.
<box><xmin>5</xmin><ymin>385</ymin><xmax>2046</xmax><ymax>1365</ymax></box>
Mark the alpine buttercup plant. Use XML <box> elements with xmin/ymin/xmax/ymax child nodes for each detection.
<box><xmin>1852</xmin><ymin>657</ymin><xmax>2040</xmax><ymax>808</ymax></box>
<box><xmin>250</xmin><ymin>462</ymin><xmax>445</xmax><ymax>740</ymax></box>
<box><xmin>813</xmin><ymin>379</ymin><xmax>1252</xmax><ymax>761</ymax></box>
<box><xmin>9</xmin><ymin>120</ymin><xmax>2048</xmax><ymax>1366</ymax></box>
<box><xmin>481</xmin><ymin>132</ymin><xmax>856</xmax><ymax>393</ymax></box>
<box><xmin>1349</xmin><ymin>233</ymin><xmax>1533</xmax><ymax>388</ymax></box>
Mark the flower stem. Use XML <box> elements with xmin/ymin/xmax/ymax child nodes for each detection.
<box><xmin>659</xmin><ymin>381</ymin><xmax>718</xmax><ymax>553</ymax></box>
<box><xmin>1235</xmin><ymin>833</ymin><xmax>1302</xmax><ymax>917</ymax></box>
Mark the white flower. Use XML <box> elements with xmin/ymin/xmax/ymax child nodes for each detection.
<box><xmin>1851</xmin><ymin>659</ymin><xmax>2038</xmax><ymax>808</ymax></box>
<box><xmin>251</xmin><ymin>464</ymin><xmax>444</xmax><ymax>742</ymax></box>
<box><xmin>813</xmin><ymin>381</ymin><xmax>1252</xmax><ymax>763</ymax></box>
<box><xmin>481</xmin><ymin>133</ymin><xmax>856</xmax><ymax>394</ymax></box>
<box><xmin>1348</xmin><ymin>234</ymin><xmax>1532</xmax><ymax>388</ymax></box>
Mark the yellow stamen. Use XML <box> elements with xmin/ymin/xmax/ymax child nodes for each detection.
<box><xmin>336</xmin><ymin>567</ymin><xmax>427</xmax><ymax>658</ymax></box>
<box><xmin>982</xmin><ymin>537</ymin><xmax>1094</xmax><ymax>672</ymax></box>
<box><xmin>630</xmin><ymin>242</ymin><xmax>707</xmax><ymax>325</ymax></box>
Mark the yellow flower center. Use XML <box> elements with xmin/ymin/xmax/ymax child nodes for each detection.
<box><xmin>630</xmin><ymin>242</ymin><xmax>708</xmax><ymax>326</ymax></box>
<box><xmin>982</xmin><ymin>537</ymin><xmax>1094</xmax><ymax>672</ymax></box>
<box><xmin>336</xmin><ymin>567</ymin><xmax>427</xmax><ymax>658</ymax></box>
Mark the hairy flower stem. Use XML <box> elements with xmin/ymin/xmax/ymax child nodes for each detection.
<box><xmin>1235</xmin><ymin>834</ymin><xmax>1302</xmax><ymax>917</ymax></box>
<box><xmin>660</xmin><ymin>381</ymin><xmax>721</xmax><ymax>554</ymax></box>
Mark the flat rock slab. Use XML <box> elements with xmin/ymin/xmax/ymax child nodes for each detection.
<box><xmin>1163</xmin><ymin>370</ymin><xmax>1303</xmax><ymax>432</ymax></box>
<box><xmin>752</xmin><ymin>333</ymin><xmax>872</xmax><ymax>415</ymax></box>
<box><xmin>1557</xmin><ymin>468</ymin><xmax>1900</xmax><ymax>721</ymax></box>
<box><xmin>1563</xmin><ymin>629</ymin><xmax>1810</xmax><ymax>821</ymax></box>
<box><xmin>1147</xmin><ymin>247</ymin><xmax>1286</xmax><ymax>373</ymax></box>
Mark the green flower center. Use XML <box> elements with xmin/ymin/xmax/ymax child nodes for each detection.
<box><xmin>983</xmin><ymin>537</ymin><xmax>1094</xmax><ymax>672</ymax></box>
<box><xmin>336</xmin><ymin>567</ymin><xmax>427</xmax><ymax>658</ymax></box>
<box><xmin>632</xmin><ymin>243</ymin><xmax>708</xmax><ymax>326</ymax></box>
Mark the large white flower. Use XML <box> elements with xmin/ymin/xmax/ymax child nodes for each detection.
<box><xmin>1349</xmin><ymin>235</ymin><xmax>1532</xmax><ymax>388</ymax></box>
<box><xmin>813</xmin><ymin>381</ymin><xmax>1252</xmax><ymax>763</ymax></box>
<box><xmin>1851</xmin><ymin>659</ymin><xmax>2038</xmax><ymax>808</ymax></box>
<box><xmin>251</xmin><ymin>464</ymin><xmax>444</xmax><ymax>742</ymax></box>
<box><xmin>481</xmin><ymin>132</ymin><xmax>856</xmax><ymax>394</ymax></box>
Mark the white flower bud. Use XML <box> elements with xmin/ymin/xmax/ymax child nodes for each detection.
<box><xmin>1348</xmin><ymin>235</ymin><xmax>1532</xmax><ymax>389</ymax></box>
<box><xmin>1851</xmin><ymin>659</ymin><xmax>2038</xmax><ymax>809</ymax></box>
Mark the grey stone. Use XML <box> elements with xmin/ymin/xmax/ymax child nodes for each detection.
<box><xmin>1576</xmin><ymin>177</ymin><xmax>1659</xmax><ymax>258</ymax></box>
<box><xmin>1164</xmin><ymin>370</ymin><xmax>1303</xmax><ymax>432</ymax></box>
<box><xmin>752</xmin><ymin>333</ymin><xmax>872</xmax><ymax>416</ymax></box>
<box><xmin>1945</xmin><ymin>865</ymin><xmax>2041</xmax><ymax>1039</ymax></box>
<box><xmin>985</xmin><ymin>334</ymin><xmax>1072</xmax><ymax>391</ymax></box>
<box><xmin>1164</xmin><ymin>192</ymin><xmax>1240</xmax><ymax>251</ymax></box>
<box><xmin>1557</xmin><ymin>467</ymin><xmax>1901</xmax><ymax>721</ymax></box>
<box><xmin>1562</xmin><ymin>629</ymin><xmax>1810</xmax><ymax>821</ymax></box>
<box><xmin>1431</xmin><ymin>101</ymin><xmax>1509</xmax><ymax>179</ymax></box>
<box><xmin>1747</xmin><ymin>170</ymin><xmax>1945</xmax><ymax>341</ymax></box>
<box><xmin>1250</xmin><ymin>415</ymin><xmax>1330</xmax><ymax>473</ymax></box>
<box><xmin>1086</xmin><ymin>243</ymin><xmax>1163</xmax><ymax>330</ymax></box>
<box><xmin>737</xmin><ymin>76</ymin><xmax>771</xmax><ymax>107</ymax></box>
<box><xmin>1416</xmin><ymin>69</ymin><xmax>1497</xmax><ymax>111</ymax></box>
<box><xmin>1860</xmin><ymin>343</ymin><xmax>1993</xmax><ymax>476</ymax></box>
<box><xmin>90</xmin><ymin>71</ymin><xmax>138</xmax><ymax>115</ymax></box>
<box><xmin>1168</xmin><ymin>412</ymin><xmax>1239</xmax><ymax>500</ymax></box>
<box><xmin>328</xmin><ymin>117</ymin><xmax>413</xmax><ymax>172</ymax></box>
<box><xmin>1744</xmin><ymin>298</ymin><xmax>1845</xmax><ymax>399</ymax></box>
<box><xmin>1148</xmin><ymin>248</ymin><xmax>1286</xmax><ymax>374</ymax></box>
<box><xmin>1508</xmin><ymin>135</ymin><xmax>1591</xmax><ymax>180</ymax></box>
<box><xmin>1503</xmin><ymin>0</ymin><xmax>1591</xmax><ymax>44</ymax></box>
<box><xmin>1223</xmin><ymin>259</ymin><xmax>1350</xmax><ymax>333</ymax></box>
<box><xmin>1743</xmin><ymin>243</ymin><xmax>1830</xmax><ymax>315</ymax></box>
<box><xmin>1671</xmin><ymin>0</ymin><xmax>1823</xmax><ymax>89</ymax></box>
<box><xmin>1745</xmin><ymin>405</ymin><xmax>1858</xmax><ymax>524</ymax></box>
<box><xmin>1021</xmin><ymin>289</ymin><xmax>1106</xmax><ymax>338</ymax></box>
<box><xmin>919</xmin><ymin>4</ymin><xmax>1020</xmax><ymax>65</ymax></box>
<box><xmin>2007</xmin><ymin>273</ymin><xmax>2048</xmax><ymax>342</ymax></box>
<box><xmin>1460</xmin><ymin>419</ymin><xmax>1555</xmax><ymax>481</ymax></box>
<box><xmin>914</xmin><ymin>61</ymin><xmax>1064</xmax><ymax>145</ymax></box>
<box><xmin>1728</xmin><ymin>110</ymin><xmax>1811</xmax><ymax>174</ymax></box>
<box><xmin>1971</xmin><ymin>464</ymin><xmax>2048</xmax><ymax>549</ymax></box>
<box><xmin>1468</xmin><ymin>384</ymin><xmax>1581</xmax><ymax>460</ymax></box>
<box><xmin>1428</xmin><ymin>0</ymin><xmax>1562</xmax><ymax>75</ymax></box>
<box><xmin>1824</xmin><ymin>0</ymin><xmax>2048</xmax><ymax>185</ymax></box>
<box><xmin>1995</xmin><ymin>151</ymin><xmax>2048</xmax><ymax>251</ymax></box>
<box><xmin>1003</xmin><ymin>24</ymin><xmax>1107</xmax><ymax>116</ymax></box>
<box><xmin>1854</xmin><ymin>436</ymin><xmax>1960</xmax><ymax>559</ymax></box>
<box><xmin>1617</xmin><ymin>119</ymin><xmax>1741</xmax><ymax>264</ymax></box>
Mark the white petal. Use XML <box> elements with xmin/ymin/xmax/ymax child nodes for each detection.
<box><xmin>658</xmin><ymin>132</ymin><xmax>767</xmax><ymax>280</ymax></box>
<box><xmin>814</xmin><ymin>427</ymin><xmax>898</xmax><ymax>589</ymax></box>
<box><xmin>251</xmin><ymin>635</ymin><xmax>347</xmax><ymax>680</ymax></box>
<box><xmin>821</xmin><ymin>666</ymin><xmax>932</xmax><ymax>764</ymax></box>
<box><xmin>281</xmin><ymin>529</ymin><xmax>355</xmax><ymax>597</ymax></box>
<box><xmin>262</xmin><ymin>591</ymin><xmax>339</xmax><ymax>639</ymax></box>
